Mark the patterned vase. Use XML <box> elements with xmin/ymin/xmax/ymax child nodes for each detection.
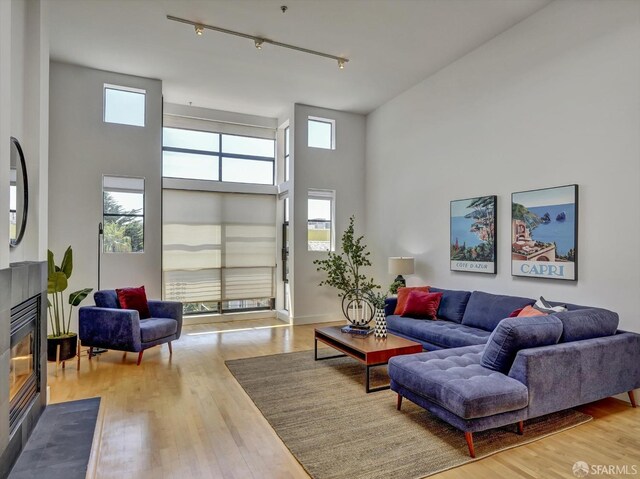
<box><xmin>374</xmin><ymin>308</ymin><xmax>387</xmax><ymax>339</ymax></box>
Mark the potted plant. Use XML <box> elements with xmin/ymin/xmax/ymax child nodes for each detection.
<box><xmin>47</xmin><ymin>246</ymin><xmax>93</xmax><ymax>362</ymax></box>
<box><xmin>313</xmin><ymin>215</ymin><xmax>380</xmax><ymax>326</ymax></box>
<box><xmin>367</xmin><ymin>291</ymin><xmax>388</xmax><ymax>338</ymax></box>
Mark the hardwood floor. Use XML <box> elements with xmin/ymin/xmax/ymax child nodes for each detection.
<box><xmin>48</xmin><ymin>319</ymin><xmax>640</xmax><ymax>479</ymax></box>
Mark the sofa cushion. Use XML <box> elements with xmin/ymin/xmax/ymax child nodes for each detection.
<box><xmin>481</xmin><ymin>316</ymin><xmax>563</xmax><ymax>373</ymax></box>
<box><xmin>388</xmin><ymin>347</ymin><xmax>529</xmax><ymax>419</ymax></box>
<box><xmin>387</xmin><ymin>316</ymin><xmax>491</xmax><ymax>348</ymax></box>
<box><xmin>462</xmin><ymin>291</ymin><xmax>534</xmax><ymax>331</ymax></box>
<box><xmin>401</xmin><ymin>291</ymin><xmax>442</xmax><ymax>320</ymax></box>
<box><xmin>94</xmin><ymin>290</ymin><xmax>119</xmax><ymax>309</ymax></box>
<box><xmin>553</xmin><ymin>308</ymin><xmax>619</xmax><ymax>343</ymax></box>
<box><xmin>429</xmin><ymin>287</ymin><xmax>472</xmax><ymax>323</ymax></box>
<box><xmin>139</xmin><ymin>317</ymin><xmax>178</xmax><ymax>343</ymax></box>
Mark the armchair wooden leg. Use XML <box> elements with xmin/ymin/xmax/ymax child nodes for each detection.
<box><xmin>168</xmin><ymin>341</ymin><xmax>173</xmax><ymax>355</ymax></box>
<box><xmin>396</xmin><ymin>393</ymin><xmax>403</xmax><ymax>411</ymax></box>
<box><xmin>464</xmin><ymin>432</ymin><xmax>476</xmax><ymax>458</ymax></box>
<box><xmin>77</xmin><ymin>340</ymin><xmax>81</xmax><ymax>371</ymax></box>
<box><xmin>88</xmin><ymin>347</ymin><xmax>94</xmax><ymax>361</ymax></box>
<box><xmin>517</xmin><ymin>420</ymin><xmax>524</xmax><ymax>435</ymax></box>
<box><xmin>137</xmin><ymin>351</ymin><xmax>144</xmax><ymax>366</ymax></box>
<box><xmin>629</xmin><ymin>390</ymin><xmax>637</xmax><ymax>408</ymax></box>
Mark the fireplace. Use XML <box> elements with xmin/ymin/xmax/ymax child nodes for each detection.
<box><xmin>9</xmin><ymin>295</ymin><xmax>40</xmax><ymax>433</ymax></box>
<box><xmin>0</xmin><ymin>262</ymin><xmax>47</xmax><ymax>478</ymax></box>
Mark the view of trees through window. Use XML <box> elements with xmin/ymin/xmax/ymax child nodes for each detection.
<box><xmin>103</xmin><ymin>176</ymin><xmax>145</xmax><ymax>253</ymax></box>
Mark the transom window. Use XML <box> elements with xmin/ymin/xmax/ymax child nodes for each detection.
<box><xmin>162</xmin><ymin>127</ymin><xmax>275</xmax><ymax>185</ymax></box>
<box><xmin>308</xmin><ymin>116</ymin><xmax>335</xmax><ymax>150</ymax></box>
<box><xmin>104</xmin><ymin>84</ymin><xmax>146</xmax><ymax>127</ymax></box>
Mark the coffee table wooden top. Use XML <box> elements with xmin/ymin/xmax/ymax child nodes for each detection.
<box><xmin>314</xmin><ymin>326</ymin><xmax>423</xmax><ymax>366</ymax></box>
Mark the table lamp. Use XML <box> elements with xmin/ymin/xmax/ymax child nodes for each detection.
<box><xmin>388</xmin><ymin>257</ymin><xmax>415</xmax><ymax>287</ymax></box>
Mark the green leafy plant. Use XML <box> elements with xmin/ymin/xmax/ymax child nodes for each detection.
<box><xmin>388</xmin><ymin>280</ymin><xmax>404</xmax><ymax>295</ymax></box>
<box><xmin>47</xmin><ymin>246</ymin><xmax>93</xmax><ymax>338</ymax></box>
<box><xmin>367</xmin><ymin>291</ymin><xmax>388</xmax><ymax>310</ymax></box>
<box><xmin>313</xmin><ymin>215</ymin><xmax>380</xmax><ymax>302</ymax></box>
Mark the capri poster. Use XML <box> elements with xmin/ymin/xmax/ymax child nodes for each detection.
<box><xmin>512</xmin><ymin>185</ymin><xmax>578</xmax><ymax>281</ymax></box>
<box><xmin>450</xmin><ymin>196</ymin><xmax>497</xmax><ymax>274</ymax></box>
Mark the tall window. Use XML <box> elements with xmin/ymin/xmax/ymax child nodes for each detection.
<box><xmin>284</xmin><ymin>126</ymin><xmax>290</xmax><ymax>181</ymax></box>
<box><xmin>162</xmin><ymin>127</ymin><xmax>275</xmax><ymax>185</ymax></box>
<box><xmin>103</xmin><ymin>176</ymin><xmax>145</xmax><ymax>253</ymax></box>
<box><xmin>308</xmin><ymin>116</ymin><xmax>335</xmax><ymax>150</ymax></box>
<box><xmin>163</xmin><ymin>190</ymin><xmax>276</xmax><ymax>315</ymax></box>
<box><xmin>308</xmin><ymin>190</ymin><xmax>335</xmax><ymax>252</ymax></box>
<box><xmin>104</xmin><ymin>84</ymin><xmax>146</xmax><ymax>127</ymax></box>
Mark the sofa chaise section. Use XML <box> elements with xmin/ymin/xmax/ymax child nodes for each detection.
<box><xmin>388</xmin><ymin>303</ymin><xmax>640</xmax><ymax>457</ymax></box>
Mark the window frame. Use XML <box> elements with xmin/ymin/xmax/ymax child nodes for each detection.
<box><xmin>307</xmin><ymin>116</ymin><xmax>336</xmax><ymax>150</ymax></box>
<box><xmin>102</xmin><ymin>175</ymin><xmax>146</xmax><ymax>254</ymax></box>
<box><xmin>103</xmin><ymin>83</ymin><xmax>146</xmax><ymax>127</ymax></box>
<box><xmin>284</xmin><ymin>126</ymin><xmax>290</xmax><ymax>182</ymax></box>
<box><xmin>307</xmin><ymin>189</ymin><xmax>335</xmax><ymax>252</ymax></box>
<box><xmin>162</xmin><ymin>127</ymin><xmax>276</xmax><ymax>185</ymax></box>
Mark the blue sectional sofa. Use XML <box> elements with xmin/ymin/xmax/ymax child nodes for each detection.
<box><xmin>385</xmin><ymin>288</ymin><xmax>640</xmax><ymax>457</ymax></box>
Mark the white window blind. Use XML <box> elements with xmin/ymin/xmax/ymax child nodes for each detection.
<box><xmin>162</xmin><ymin>189</ymin><xmax>276</xmax><ymax>305</ymax></box>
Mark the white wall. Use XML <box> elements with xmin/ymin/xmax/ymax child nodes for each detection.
<box><xmin>48</xmin><ymin>62</ymin><xmax>162</xmax><ymax>332</ymax></box>
<box><xmin>365</xmin><ymin>0</ymin><xmax>640</xmax><ymax>332</ymax></box>
<box><xmin>0</xmin><ymin>0</ymin><xmax>12</xmax><ymax>270</ymax></box>
<box><xmin>292</xmin><ymin>104</ymin><xmax>367</xmax><ymax>324</ymax></box>
<box><xmin>2</xmin><ymin>0</ymin><xmax>49</xmax><ymax>267</ymax></box>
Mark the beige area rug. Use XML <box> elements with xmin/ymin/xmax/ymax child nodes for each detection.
<box><xmin>226</xmin><ymin>350</ymin><xmax>592</xmax><ymax>479</ymax></box>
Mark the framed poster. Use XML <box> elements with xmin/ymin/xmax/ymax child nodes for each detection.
<box><xmin>511</xmin><ymin>184</ymin><xmax>578</xmax><ymax>281</ymax></box>
<box><xmin>450</xmin><ymin>196</ymin><xmax>497</xmax><ymax>274</ymax></box>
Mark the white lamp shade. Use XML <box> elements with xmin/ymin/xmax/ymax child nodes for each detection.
<box><xmin>388</xmin><ymin>257</ymin><xmax>415</xmax><ymax>276</ymax></box>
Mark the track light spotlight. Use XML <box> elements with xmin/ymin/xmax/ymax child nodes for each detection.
<box><xmin>195</xmin><ymin>25</ymin><xmax>204</xmax><ymax>36</ymax></box>
<box><xmin>338</xmin><ymin>59</ymin><xmax>345</xmax><ymax>70</ymax></box>
<box><xmin>255</xmin><ymin>39</ymin><xmax>264</xmax><ymax>50</ymax></box>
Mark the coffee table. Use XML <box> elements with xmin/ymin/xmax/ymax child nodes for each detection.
<box><xmin>314</xmin><ymin>326</ymin><xmax>423</xmax><ymax>393</ymax></box>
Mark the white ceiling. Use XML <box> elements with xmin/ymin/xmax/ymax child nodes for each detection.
<box><xmin>48</xmin><ymin>0</ymin><xmax>551</xmax><ymax>119</ymax></box>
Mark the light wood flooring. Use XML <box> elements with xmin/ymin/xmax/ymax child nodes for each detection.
<box><xmin>48</xmin><ymin>319</ymin><xmax>640</xmax><ymax>479</ymax></box>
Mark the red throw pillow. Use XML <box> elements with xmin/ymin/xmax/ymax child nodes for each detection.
<box><xmin>509</xmin><ymin>307</ymin><xmax>525</xmax><ymax>318</ymax></box>
<box><xmin>401</xmin><ymin>291</ymin><xmax>443</xmax><ymax>320</ymax></box>
<box><xmin>116</xmin><ymin>286</ymin><xmax>151</xmax><ymax>319</ymax></box>
<box><xmin>394</xmin><ymin>286</ymin><xmax>430</xmax><ymax>315</ymax></box>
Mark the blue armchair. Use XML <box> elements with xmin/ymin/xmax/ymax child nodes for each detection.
<box><xmin>79</xmin><ymin>290</ymin><xmax>183</xmax><ymax>365</ymax></box>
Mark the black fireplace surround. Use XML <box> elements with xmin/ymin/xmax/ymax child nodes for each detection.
<box><xmin>0</xmin><ymin>262</ymin><xmax>47</xmax><ymax>478</ymax></box>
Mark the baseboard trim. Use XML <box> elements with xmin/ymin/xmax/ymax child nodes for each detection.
<box><xmin>183</xmin><ymin>310</ymin><xmax>277</xmax><ymax>325</ymax></box>
<box><xmin>291</xmin><ymin>313</ymin><xmax>343</xmax><ymax>326</ymax></box>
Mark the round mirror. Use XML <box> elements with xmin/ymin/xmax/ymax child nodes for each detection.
<box><xmin>10</xmin><ymin>137</ymin><xmax>28</xmax><ymax>247</ymax></box>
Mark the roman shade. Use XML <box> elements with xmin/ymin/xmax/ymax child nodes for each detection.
<box><xmin>162</xmin><ymin>189</ymin><xmax>276</xmax><ymax>305</ymax></box>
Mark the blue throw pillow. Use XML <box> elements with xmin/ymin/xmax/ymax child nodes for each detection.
<box><xmin>481</xmin><ymin>316</ymin><xmax>563</xmax><ymax>373</ymax></box>
<box><xmin>94</xmin><ymin>290</ymin><xmax>119</xmax><ymax>309</ymax></box>
<box><xmin>428</xmin><ymin>287</ymin><xmax>471</xmax><ymax>323</ymax></box>
<box><xmin>553</xmin><ymin>308</ymin><xmax>619</xmax><ymax>342</ymax></box>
